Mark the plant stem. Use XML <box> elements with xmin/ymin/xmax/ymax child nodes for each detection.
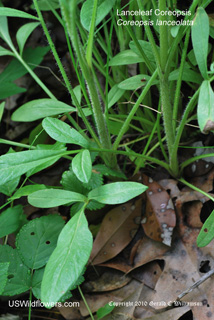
<box><xmin>13</xmin><ymin>50</ymin><xmax>56</xmax><ymax>100</ymax></box>
<box><xmin>172</xmin><ymin>29</ymin><xmax>191</xmax><ymax>133</ymax></box>
<box><xmin>113</xmin><ymin>69</ymin><xmax>158</xmax><ymax>150</ymax></box>
<box><xmin>160</xmin><ymin>76</ymin><xmax>178</xmax><ymax>175</ymax></box>
<box><xmin>179</xmin><ymin>178</ymin><xmax>214</xmax><ymax>202</ymax></box>
<box><xmin>159</xmin><ymin>0</ymin><xmax>168</xmax><ymax>71</ymax></box>
<box><xmin>78</xmin><ymin>286</ymin><xmax>95</xmax><ymax>320</ymax></box>
<box><xmin>180</xmin><ymin>153</ymin><xmax>214</xmax><ymax>172</ymax></box>
<box><xmin>0</xmin><ymin>139</ymin><xmax>36</xmax><ymax>149</ymax></box>
<box><xmin>165</xmin><ymin>0</ymin><xmax>201</xmax><ymax>76</ymax></box>
<box><xmin>61</xmin><ymin>0</ymin><xmax>117</xmax><ymax>168</ymax></box>
<box><xmin>33</xmin><ymin>0</ymin><xmax>101</xmax><ymax>149</ymax></box>
<box><xmin>137</xmin><ymin>1</ymin><xmax>161</xmax><ymax>71</ymax></box>
<box><xmin>28</xmin><ymin>280</ymin><xmax>33</xmax><ymax>320</ymax></box>
<box><xmin>86</xmin><ymin>0</ymin><xmax>98</xmax><ymax>69</ymax></box>
<box><xmin>89</xmin><ymin>147</ymin><xmax>170</xmax><ymax>171</ymax></box>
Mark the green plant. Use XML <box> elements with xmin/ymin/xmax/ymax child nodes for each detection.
<box><xmin>1</xmin><ymin>0</ymin><xmax>214</xmax><ymax>317</ymax></box>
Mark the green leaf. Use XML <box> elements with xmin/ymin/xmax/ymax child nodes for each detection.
<box><xmin>197</xmin><ymin>80</ymin><xmax>214</xmax><ymax>133</ymax></box>
<box><xmin>0</xmin><ymin>7</ymin><xmax>39</xmax><ymax>20</ymax></box>
<box><xmin>0</xmin><ymin>149</ymin><xmax>66</xmax><ymax>185</ymax></box>
<box><xmin>0</xmin><ymin>101</ymin><xmax>4</xmax><ymax>121</ymax></box>
<box><xmin>86</xmin><ymin>200</ymin><xmax>104</xmax><ymax>211</ymax></box>
<box><xmin>0</xmin><ymin>148</ymin><xmax>21</xmax><ymax>195</ymax></box>
<box><xmin>97</xmin><ymin>303</ymin><xmax>115</xmax><ymax>320</ymax></box>
<box><xmin>0</xmin><ymin>262</ymin><xmax>9</xmax><ymax>295</ymax></box>
<box><xmin>0</xmin><ymin>46</ymin><xmax>50</xmax><ymax>99</ymax></box>
<box><xmin>191</xmin><ymin>7</ymin><xmax>209</xmax><ymax>79</ymax></box>
<box><xmin>28</xmin><ymin>189</ymin><xmax>87</xmax><ymax>208</ymax></box>
<box><xmin>41</xmin><ymin>208</ymin><xmax>93</xmax><ymax>307</ymax></box>
<box><xmin>107</xmin><ymin>119</ymin><xmax>125</xmax><ymax>135</ymax></box>
<box><xmin>72</xmin><ymin>150</ymin><xmax>92</xmax><ymax>183</ymax></box>
<box><xmin>32</xmin><ymin>267</ymin><xmax>45</xmax><ymax>300</ymax></box>
<box><xmin>0</xmin><ymin>245</ymin><xmax>31</xmax><ymax>296</ymax></box>
<box><xmin>118</xmin><ymin>74</ymin><xmax>158</xmax><ymax>90</ymax></box>
<box><xmin>93</xmin><ymin>164</ymin><xmax>126</xmax><ymax>179</ymax></box>
<box><xmin>108</xmin><ymin>84</ymin><xmax>125</xmax><ymax>108</ymax></box>
<box><xmin>26</xmin><ymin>143</ymin><xmax>66</xmax><ymax>178</ymax></box>
<box><xmin>0</xmin><ymin>205</ymin><xmax>24</xmax><ymax>238</ymax></box>
<box><xmin>80</xmin><ymin>0</ymin><xmax>116</xmax><ymax>31</ymax></box>
<box><xmin>0</xmin><ymin>47</ymin><xmax>49</xmax><ymax>84</ymax></box>
<box><xmin>61</xmin><ymin>170</ymin><xmax>88</xmax><ymax>194</ymax></box>
<box><xmin>169</xmin><ymin>67</ymin><xmax>203</xmax><ymax>84</ymax></box>
<box><xmin>0</xmin><ymin>82</ymin><xmax>26</xmax><ymax>99</ymax></box>
<box><xmin>32</xmin><ymin>267</ymin><xmax>72</xmax><ymax>302</ymax></box>
<box><xmin>0</xmin><ymin>176</ymin><xmax>20</xmax><ymax>196</ymax></box>
<box><xmin>16</xmin><ymin>22</ymin><xmax>40</xmax><ymax>55</ymax></box>
<box><xmin>83</xmin><ymin>171</ymin><xmax>103</xmax><ymax>190</ymax></box>
<box><xmin>197</xmin><ymin>209</ymin><xmax>214</xmax><ymax>247</ymax></box>
<box><xmin>12</xmin><ymin>99</ymin><xmax>76</xmax><ymax>122</ymax></box>
<box><xmin>16</xmin><ymin>215</ymin><xmax>65</xmax><ymax>269</ymax></box>
<box><xmin>0</xmin><ymin>46</ymin><xmax>13</xmax><ymax>57</ymax></box>
<box><xmin>11</xmin><ymin>184</ymin><xmax>47</xmax><ymax>200</ymax></box>
<box><xmin>72</xmin><ymin>85</ymin><xmax>82</xmax><ymax>107</ymax></box>
<box><xmin>129</xmin><ymin>40</ymin><xmax>158</xmax><ymax>64</ymax></box>
<box><xmin>42</xmin><ymin>117</ymin><xmax>90</xmax><ymax>148</ymax></box>
<box><xmin>88</xmin><ymin>182</ymin><xmax>147</xmax><ymax>204</ymax></box>
<box><xmin>0</xmin><ymin>13</ymin><xmax>13</xmax><ymax>48</ymax></box>
<box><xmin>109</xmin><ymin>50</ymin><xmax>144</xmax><ymax>66</ymax></box>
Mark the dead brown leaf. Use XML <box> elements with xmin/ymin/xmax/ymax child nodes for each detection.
<box><xmin>90</xmin><ymin>198</ymin><xmax>142</xmax><ymax>265</ymax></box>
<box><xmin>83</xmin><ymin>270</ymin><xmax>131</xmax><ymax>292</ymax></box>
<box><xmin>131</xmin><ymin>261</ymin><xmax>163</xmax><ymax>289</ymax></box>
<box><xmin>142</xmin><ymin>175</ymin><xmax>176</xmax><ymax>246</ymax></box>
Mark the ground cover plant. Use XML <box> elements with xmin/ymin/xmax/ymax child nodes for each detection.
<box><xmin>0</xmin><ymin>0</ymin><xmax>214</xmax><ymax>319</ymax></box>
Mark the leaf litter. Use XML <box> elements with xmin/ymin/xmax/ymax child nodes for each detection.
<box><xmin>56</xmin><ymin>172</ymin><xmax>214</xmax><ymax>320</ymax></box>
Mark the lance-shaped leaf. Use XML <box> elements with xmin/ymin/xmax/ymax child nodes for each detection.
<box><xmin>11</xmin><ymin>184</ymin><xmax>47</xmax><ymax>200</ymax></box>
<box><xmin>0</xmin><ymin>7</ymin><xmax>39</xmax><ymax>20</ymax></box>
<box><xmin>197</xmin><ymin>209</ymin><xmax>214</xmax><ymax>247</ymax></box>
<box><xmin>191</xmin><ymin>7</ymin><xmax>209</xmax><ymax>79</ymax></box>
<box><xmin>0</xmin><ymin>46</ymin><xmax>13</xmax><ymax>57</ymax></box>
<box><xmin>12</xmin><ymin>99</ymin><xmax>76</xmax><ymax>122</ymax></box>
<box><xmin>42</xmin><ymin>117</ymin><xmax>90</xmax><ymax>148</ymax></box>
<box><xmin>28</xmin><ymin>189</ymin><xmax>87</xmax><ymax>208</ymax></box>
<box><xmin>72</xmin><ymin>150</ymin><xmax>92</xmax><ymax>183</ymax></box>
<box><xmin>197</xmin><ymin>80</ymin><xmax>214</xmax><ymax>133</ymax></box>
<box><xmin>88</xmin><ymin>182</ymin><xmax>147</xmax><ymax>204</ymax></box>
<box><xmin>16</xmin><ymin>22</ymin><xmax>40</xmax><ymax>55</ymax></box>
<box><xmin>0</xmin><ymin>149</ymin><xmax>66</xmax><ymax>185</ymax></box>
<box><xmin>80</xmin><ymin>0</ymin><xmax>116</xmax><ymax>31</ymax></box>
<box><xmin>41</xmin><ymin>208</ymin><xmax>93</xmax><ymax>307</ymax></box>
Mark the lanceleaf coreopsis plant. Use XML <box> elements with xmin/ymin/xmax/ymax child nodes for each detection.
<box><xmin>0</xmin><ymin>0</ymin><xmax>214</xmax><ymax>314</ymax></box>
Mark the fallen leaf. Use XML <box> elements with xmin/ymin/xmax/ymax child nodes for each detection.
<box><xmin>100</xmin><ymin>235</ymin><xmax>168</xmax><ymax>274</ymax></box>
<box><xmin>140</xmin><ymin>306</ymin><xmax>190</xmax><ymax>320</ymax></box>
<box><xmin>90</xmin><ymin>199</ymin><xmax>142</xmax><ymax>265</ymax></box>
<box><xmin>152</xmin><ymin>237</ymin><xmax>199</xmax><ymax>307</ymax></box>
<box><xmin>79</xmin><ymin>280</ymin><xmax>142</xmax><ymax>317</ymax></box>
<box><xmin>142</xmin><ymin>175</ymin><xmax>176</xmax><ymax>246</ymax></box>
<box><xmin>132</xmin><ymin>236</ymin><xmax>168</xmax><ymax>271</ymax></box>
<box><xmin>131</xmin><ymin>261</ymin><xmax>163</xmax><ymax>289</ymax></box>
<box><xmin>83</xmin><ymin>270</ymin><xmax>131</xmax><ymax>292</ymax></box>
<box><xmin>57</xmin><ymin>301</ymin><xmax>82</xmax><ymax>320</ymax></box>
